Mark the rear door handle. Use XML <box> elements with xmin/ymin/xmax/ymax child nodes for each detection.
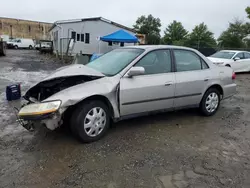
<box><xmin>204</xmin><ymin>78</ymin><xmax>210</xmax><ymax>81</ymax></box>
<box><xmin>165</xmin><ymin>82</ymin><xmax>173</xmax><ymax>86</ymax></box>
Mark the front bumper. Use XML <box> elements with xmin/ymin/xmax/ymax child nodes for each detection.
<box><xmin>7</xmin><ymin>44</ymin><xmax>14</xmax><ymax>49</ymax></box>
<box><xmin>17</xmin><ymin>108</ymin><xmax>65</xmax><ymax>131</ymax></box>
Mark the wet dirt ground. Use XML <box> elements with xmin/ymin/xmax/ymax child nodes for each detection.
<box><xmin>1</xmin><ymin>50</ymin><xmax>250</xmax><ymax>188</ymax></box>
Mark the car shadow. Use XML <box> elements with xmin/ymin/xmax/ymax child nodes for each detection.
<box><xmin>34</xmin><ymin>108</ymin><xmax>201</xmax><ymax>144</ymax></box>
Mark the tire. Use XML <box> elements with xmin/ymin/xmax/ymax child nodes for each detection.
<box><xmin>14</xmin><ymin>45</ymin><xmax>18</xmax><ymax>49</ymax></box>
<box><xmin>29</xmin><ymin>45</ymin><xmax>33</xmax><ymax>49</ymax></box>
<box><xmin>200</xmin><ymin>88</ymin><xmax>221</xmax><ymax>116</ymax></box>
<box><xmin>225</xmin><ymin>64</ymin><xmax>231</xmax><ymax>67</ymax></box>
<box><xmin>70</xmin><ymin>100</ymin><xmax>110</xmax><ymax>143</ymax></box>
<box><xmin>2</xmin><ymin>45</ymin><xmax>6</xmax><ymax>56</ymax></box>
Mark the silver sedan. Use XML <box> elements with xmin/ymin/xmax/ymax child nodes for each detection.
<box><xmin>18</xmin><ymin>45</ymin><xmax>237</xmax><ymax>142</ymax></box>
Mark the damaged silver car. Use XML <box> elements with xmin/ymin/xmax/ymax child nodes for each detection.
<box><xmin>18</xmin><ymin>45</ymin><xmax>237</xmax><ymax>142</ymax></box>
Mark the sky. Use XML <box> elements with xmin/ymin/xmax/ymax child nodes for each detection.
<box><xmin>1</xmin><ymin>0</ymin><xmax>249</xmax><ymax>38</ymax></box>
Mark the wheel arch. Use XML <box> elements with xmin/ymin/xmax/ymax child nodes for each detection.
<box><xmin>63</xmin><ymin>95</ymin><xmax>115</xmax><ymax>122</ymax></box>
<box><xmin>203</xmin><ymin>84</ymin><xmax>224</xmax><ymax>100</ymax></box>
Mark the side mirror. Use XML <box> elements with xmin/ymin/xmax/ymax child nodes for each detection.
<box><xmin>234</xmin><ymin>57</ymin><xmax>240</xmax><ymax>61</ymax></box>
<box><xmin>127</xmin><ymin>66</ymin><xmax>145</xmax><ymax>77</ymax></box>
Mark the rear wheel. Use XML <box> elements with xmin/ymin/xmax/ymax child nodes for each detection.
<box><xmin>70</xmin><ymin>100</ymin><xmax>110</xmax><ymax>143</ymax></box>
<box><xmin>200</xmin><ymin>88</ymin><xmax>221</xmax><ymax>116</ymax></box>
<box><xmin>29</xmin><ymin>45</ymin><xmax>33</xmax><ymax>49</ymax></box>
<box><xmin>14</xmin><ymin>45</ymin><xmax>18</xmax><ymax>49</ymax></box>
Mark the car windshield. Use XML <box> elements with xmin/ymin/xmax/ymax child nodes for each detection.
<box><xmin>210</xmin><ymin>51</ymin><xmax>236</xmax><ymax>59</ymax></box>
<box><xmin>86</xmin><ymin>48</ymin><xmax>144</xmax><ymax>76</ymax></box>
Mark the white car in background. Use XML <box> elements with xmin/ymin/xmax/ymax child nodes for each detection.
<box><xmin>12</xmin><ymin>38</ymin><xmax>35</xmax><ymax>49</ymax></box>
<box><xmin>208</xmin><ymin>50</ymin><xmax>250</xmax><ymax>73</ymax></box>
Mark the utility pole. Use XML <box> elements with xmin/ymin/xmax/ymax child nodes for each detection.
<box><xmin>10</xmin><ymin>25</ymin><xmax>13</xmax><ymax>39</ymax></box>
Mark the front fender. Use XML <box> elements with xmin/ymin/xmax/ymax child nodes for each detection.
<box><xmin>43</xmin><ymin>77</ymin><xmax>120</xmax><ymax>118</ymax></box>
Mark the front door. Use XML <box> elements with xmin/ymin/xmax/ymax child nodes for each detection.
<box><xmin>120</xmin><ymin>49</ymin><xmax>175</xmax><ymax>116</ymax></box>
<box><xmin>230</xmin><ymin>52</ymin><xmax>246</xmax><ymax>72</ymax></box>
<box><xmin>172</xmin><ymin>49</ymin><xmax>211</xmax><ymax>108</ymax></box>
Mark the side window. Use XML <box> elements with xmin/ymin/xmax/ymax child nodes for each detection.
<box><xmin>173</xmin><ymin>50</ymin><xmax>202</xmax><ymax>72</ymax></box>
<box><xmin>244</xmin><ymin>53</ymin><xmax>250</xmax><ymax>59</ymax></box>
<box><xmin>135</xmin><ymin>50</ymin><xmax>172</xmax><ymax>75</ymax></box>
<box><xmin>201</xmin><ymin>59</ymin><xmax>209</xmax><ymax>69</ymax></box>
<box><xmin>235</xmin><ymin>52</ymin><xmax>244</xmax><ymax>59</ymax></box>
<box><xmin>17</xmin><ymin>40</ymin><xmax>21</xmax><ymax>43</ymax></box>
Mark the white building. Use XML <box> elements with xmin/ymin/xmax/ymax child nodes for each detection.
<box><xmin>49</xmin><ymin>17</ymin><xmax>136</xmax><ymax>56</ymax></box>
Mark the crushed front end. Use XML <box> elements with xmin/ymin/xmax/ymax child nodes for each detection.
<box><xmin>18</xmin><ymin>100</ymin><xmax>65</xmax><ymax>131</ymax></box>
<box><xmin>17</xmin><ymin>74</ymin><xmax>102</xmax><ymax>131</ymax></box>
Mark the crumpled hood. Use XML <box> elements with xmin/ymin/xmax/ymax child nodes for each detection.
<box><xmin>207</xmin><ymin>57</ymin><xmax>233</xmax><ymax>64</ymax></box>
<box><xmin>42</xmin><ymin>64</ymin><xmax>105</xmax><ymax>81</ymax></box>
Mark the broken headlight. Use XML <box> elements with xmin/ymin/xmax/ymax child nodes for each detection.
<box><xmin>18</xmin><ymin>100</ymin><xmax>61</xmax><ymax>116</ymax></box>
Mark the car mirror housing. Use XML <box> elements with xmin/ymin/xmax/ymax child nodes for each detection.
<box><xmin>234</xmin><ymin>57</ymin><xmax>240</xmax><ymax>61</ymax></box>
<box><xmin>127</xmin><ymin>67</ymin><xmax>145</xmax><ymax>77</ymax></box>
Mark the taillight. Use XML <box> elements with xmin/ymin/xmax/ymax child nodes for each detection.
<box><xmin>232</xmin><ymin>72</ymin><xmax>236</xmax><ymax>80</ymax></box>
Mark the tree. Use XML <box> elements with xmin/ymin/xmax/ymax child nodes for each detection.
<box><xmin>186</xmin><ymin>23</ymin><xmax>217</xmax><ymax>49</ymax></box>
<box><xmin>218</xmin><ymin>19</ymin><xmax>249</xmax><ymax>48</ymax></box>
<box><xmin>162</xmin><ymin>20</ymin><xmax>188</xmax><ymax>45</ymax></box>
<box><xmin>133</xmin><ymin>14</ymin><xmax>161</xmax><ymax>44</ymax></box>
<box><xmin>246</xmin><ymin>7</ymin><xmax>250</xmax><ymax>19</ymax></box>
<box><xmin>218</xmin><ymin>31</ymin><xmax>244</xmax><ymax>48</ymax></box>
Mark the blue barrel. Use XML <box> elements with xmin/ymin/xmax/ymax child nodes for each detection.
<box><xmin>6</xmin><ymin>84</ymin><xmax>21</xmax><ymax>101</ymax></box>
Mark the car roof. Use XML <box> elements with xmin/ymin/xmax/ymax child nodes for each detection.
<box><xmin>220</xmin><ymin>50</ymin><xmax>249</xmax><ymax>53</ymax></box>
<box><xmin>123</xmin><ymin>45</ymin><xmax>196</xmax><ymax>51</ymax></box>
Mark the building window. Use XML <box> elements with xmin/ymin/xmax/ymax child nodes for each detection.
<box><xmin>28</xmin><ymin>25</ymin><xmax>31</xmax><ymax>33</ymax></box>
<box><xmin>81</xmin><ymin>34</ymin><xmax>84</xmax><ymax>42</ymax></box>
<box><xmin>77</xmin><ymin>34</ymin><xmax>80</xmax><ymax>41</ymax></box>
<box><xmin>85</xmin><ymin>33</ymin><xmax>90</xmax><ymax>44</ymax></box>
<box><xmin>120</xmin><ymin>42</ymin><xmax>124</xmax><ymax>47</ymax></box>
<box><xmin>71</xmin><ymin>31</ymin><xmax>76</xmax><ymax>41</ymax></box>
<box><xmin>108</xmin><ymin>41</ymin><xmax>112</xmax><ymax>46</ymax></box>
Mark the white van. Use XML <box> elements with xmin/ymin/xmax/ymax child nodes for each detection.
<box><xmin>12</xmin><ymin>39</ymin><xmax>35</xmax><ymax>49</ymax></box>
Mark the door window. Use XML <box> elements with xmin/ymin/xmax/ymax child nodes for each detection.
<box><xmin>201</xmin><ymin>60</ymin><xmax>209</xmax><ymax>69</ymax></box>
<box><xmin>173</xmin><ymin>50</ymin><xmax>202</xmax><ymax>72</ymax></box>
<box><xmin>235</xmin><ymin>52</ymin><xmax>244</xmax><ymax>59</ymax></box>
<box><xmin>135</xmin><ymin>50</ymin><xmax>172</xmax><ymax>74</ymax></box>
<box><xmin>244</xmin><ymin>53</ymin><xmax>250</xmax><ymax>59</ymax></box>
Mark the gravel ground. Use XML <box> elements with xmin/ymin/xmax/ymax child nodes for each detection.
<box><xmin>0</xmin><ymin>50</ymin><xmax>250</xmax><ymax>188</ymax></box>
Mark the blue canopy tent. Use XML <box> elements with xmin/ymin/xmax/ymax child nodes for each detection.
<box><xmin>100</xmin><ymin>29</ymin><xmax>138</xmax><ymax>43</ymax></box>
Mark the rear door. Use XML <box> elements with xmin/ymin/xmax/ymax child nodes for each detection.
<box><xmin>173</xmin><ymin>49</ymin><xmax>211</xmax><ymax>108</ymax></box>
<box><xmin>119</xmin><ymin>49</ymin><xmax>175</xmax><ymax>116</ymax></box>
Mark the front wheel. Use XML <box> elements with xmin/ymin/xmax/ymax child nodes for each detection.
<box><xmin>70</xmin><ymin>100</ymin><xmax>110</xmax><ymax>143</ymax></box>
<box><xmin>29</xmin><ymin>45</ymin><xmax>33</xmax><ymax>49</ymax></box>
<box><xmin>14</xmin><ymin>45</ymin><xmax>18</xmax><ymax>49</ymax></box>
<box><xmin>200</xmin><ymin>88</ymin><xmax>221</xmax><ymax>116</ymax></box>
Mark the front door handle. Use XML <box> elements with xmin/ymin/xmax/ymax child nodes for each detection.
<box><xmin>165</xmin><ymin>82</ymin><xmax>173</xmax><ymax>86</ymax></box>
<box><xmin>204</xmin><ymin>78</ymin><xmax>210</xmax><ymax>81</ymax></box>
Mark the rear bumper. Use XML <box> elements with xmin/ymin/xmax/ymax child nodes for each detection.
<box><xmin>223</xmin><ymin>83</ymin><xmax>237</xmax><ymax>99</ymax></box>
